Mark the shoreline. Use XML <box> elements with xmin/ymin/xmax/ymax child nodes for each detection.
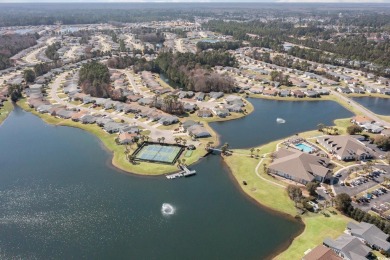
<box><xmin>221</xmin><ymin>156</ymin><xmax>306</xmax><ymax>260</ymax></box>
<box><xmin>0</xmin><ymin>100</ymin><xmax>14</xmax><ymax>126</ymax></box>
<box><xmin>16</xmin><ymin>98</ymin><xmax>221</xmax><ymax>176</ymax></box>
<box><xmin>13</xmin><ymin>94</ymin><xmax>373</xmax><ymax>259</ymax></box>
<box><xmin>222</xmin><ymin>119</ymin><xmax>356</xmax><ymax>259</ymax></box>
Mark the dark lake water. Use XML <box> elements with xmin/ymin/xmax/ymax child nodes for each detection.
<box><xmin>0</xmin><ymin>105</ymin><xmax>302</xmax><ymax>259</ymax></box>
<box><xmin>351</xmin><ymin>97</ymin><xmax>390</xmax><ymax>116</ymax></box>
<box><xmin>211</xmin><ymin>98</ymin><xmax>353</xmax><ymax>149</ymax></box>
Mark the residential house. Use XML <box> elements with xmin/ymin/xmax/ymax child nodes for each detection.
<box><xmin>183</xmin><ymin>103</ymin><xmax>196</xmax><ymax>113</ymax></box>
<box><xmin>197</xmin><ymin>109</ymin><xmax>213</xmax><ymax>118</ymax></box>
<box><xmin>302</xmin><ymin>245</ymin><xmax>341</xmax><ymax>260</ymax></box>
<box><xmin>249</xmin><ymin>87</ymin><xmax>263</xmax><ymax>94</ymax></box>
<box><xmin>317</xmin><ymin>135</ymin><xmax>373</xmax><ymax>161</ymax></box>
<box><xmin>263</xmin><ymin>88</ymin><xmax>278</xmax><ymax>96</ymax></box>
<box><xmin>56</xmin><ymin>109</ymin><xmax>75</xmax><ymax>119</ymax></box>
<box><xmin>117</xmin><ymin>132</ymin><xmax>137</xmax><ymax>145</ymax></box>
<box><xmin>182</xmin><ymin>120</ymin><xmax>198</xmax><ymax>130</ymax></box>
<box><xmin>279</xmin><ymin>90</ymin><xmax>290</xmax><ymax>97</ymax></box>
<box><xmin>337</xmin><ymin>87</ymin><xmax>352</xmax><ymax>94</ymax></box>
<box><xmin>209</xmin><ymin>92</ymin><xmax>224</xmax><ymax>99</ymax></box>
<box><xmin>305</xmin><ymin>90</ymin><xmax>320</xmax><ymax>98</ymax></box>
<box><xmin>71</xmin><ymin>111</ymin><xmax>88</xmax><ymax>122</ymax></box>
<box><xmin>351</xmin><ymin>116</ymin><xmax>374</xmax><ymax>126</ymax></box>
<box><xmin>361</xmin><ymin>123</ymin><xmax>384</xmax><ymax>134</ymax></box>
<box><xmin>103</xmin><ymin>122</ymin><xmax>124</xmax><ymax>133</ymax></box>
<box><xmin>347</xmin><ymin>222</ymin><xmax>390</xmax><ymax>253</ymax></box>
<box><xmin>213</xmin><ymin>108</ymin><xmax>230</xmax><ymax>118</ymax></box>
<box><xmin>187</xmin><ymin>124</ymin><xmax>211</xmax><ymax>138</ymax></box>
<box><xmin>80</xmin><ymin>115</ymin><xmax>96</xmax><ymax>124</ymax></box>
<box><xmin>292</xmin><ymin>89</ymin><xmax>305</xmax><ymax>98</ymax></box>
<box><xmin>268</xmin><ymin>148</ymin><xmax>331</xmax><ymax>185</ymax></box>
<box><xmin>196</xmin><ymin>92</ymin><xmax>206</xmax><ymax>101</ymax></box>
<box><xmin>158</xmin><ymin>115</ymin><xmax>179</xmax><ymax>126</ymax></box>
<box><xmin>323</xmin><ymin>234</ymin><xmax>371</xmax><ymax>260</ymax></box>
<box><xmin>119</xmin><ymin>125</ymin><xmax>139</xmax><ymax>134</ymax></box>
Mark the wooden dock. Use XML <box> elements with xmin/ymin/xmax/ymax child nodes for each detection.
<box><xmin>165</xmin><ymin>165</ymin><xmax>196</xmax><ymax>180</ymax></box>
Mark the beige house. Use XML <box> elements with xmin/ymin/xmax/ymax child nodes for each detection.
<box><xmin>268</xmin><ymin>148</ymin><xmax>331</xmax><ymax>185</ymax></box>
<box><xmin>317</xmin><ymin>136</ymin><xmax>373</xmax><ymax>161</ymax></box>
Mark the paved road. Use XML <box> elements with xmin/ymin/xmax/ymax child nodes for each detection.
<box><xmin>49</xmin><ymin>72</ymin><xmax>181</xmax><ymax>144</ymax></box>
<box><xmin>120</xmin><ymin>69</ymin><xmax>153</xmax><ymax>98</ymax></box>
<box><xmin>330</xmin><ymin>90</ymin><xmax>390</xmax><ymax>128</ymax></box>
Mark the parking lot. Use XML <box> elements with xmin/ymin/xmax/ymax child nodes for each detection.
<box><xmin>354</xmin><ymin>190</ymin><xmax>390</xmax><ymax>216</ymax></box>
<box><xmin>333</xmin><ymin>165</ymin><xmax>389</xmax><ymax>197</ymax></box>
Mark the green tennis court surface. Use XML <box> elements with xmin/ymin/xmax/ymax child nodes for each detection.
<box><xmin>134</xmin><ymin>144</ymin><xmax>183</xmax><ymax>164</ymax></box>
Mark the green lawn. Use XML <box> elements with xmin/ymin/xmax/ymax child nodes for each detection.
<box><xmin>223</xmin><ymin>123</ymin><xmax>358</xmax><ymax>259</ymax></box>
<box><xmin>0</xmin><ymin>100</ymin><xmax>14</xmax><ymax>125</ymax></box>
<box><xmin>276</xmin><ymin>211</ymin><xmax>350</xmax><ymax>260</ymax></box>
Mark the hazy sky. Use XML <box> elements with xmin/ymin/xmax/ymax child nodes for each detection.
<box><xmin>0</xmin><ymin>0</ymin><xmax>389</xmax><ymax>2</ymax></box>
<box><xmin>1</xmin><ymin>0</ymin><xmax>390</xmax><ymax>3</ymax></box>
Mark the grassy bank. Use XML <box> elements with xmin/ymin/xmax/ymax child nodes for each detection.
<box><xmin>346</xmin><ymin>93</ymin><xmax>390</xmax><ymax>99</ymax></box>
<box><xmin>17</xmin><ymin>99</ymin><xmax>211</xmax><ymax>176</ymax></box>
<box><xmin>249</xmin><ymin>93</ymin><xmax>363</xmax><ymax>117</ymax></box>
<box><xmin>223</xmin><ymin>119</ymin><xmax>354</xmax><ymax>259</ymax></box>
<box><xmin>0</xmin><ymin>100</ymin><xmax>14</xmax><ymax>125</ymax></box>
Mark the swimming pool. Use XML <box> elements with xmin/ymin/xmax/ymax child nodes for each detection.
<box><xmin>295</xmin><ymin>143</ymin><xmax>313</xmax><ymax>153</ymax></box>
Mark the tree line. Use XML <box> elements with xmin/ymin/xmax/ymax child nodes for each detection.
<box><xmin>153</xmin><ymin>50</ymin><xmax>236</xmax><ymax>93</ymax></box>
<box><xmin>0</xmin><ymin>33</ymin><xmax>39</xmax><ymax>70</ymax></box>
<box><xmin>78</xmin><ymin>61</ymin><xmax>112</xmax><ymax>98</ymax></box>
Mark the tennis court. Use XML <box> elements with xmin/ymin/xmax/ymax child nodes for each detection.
<box><xmin>133</xmin><ymin>143</ymin><xmax>184</xmax><ymax>164</ymax></box>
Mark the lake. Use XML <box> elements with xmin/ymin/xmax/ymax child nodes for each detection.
<box><xmin>211</xmin><ymin>98</ymin><xmax>353</xmax><ymax>149</ymax></box>
<box><xmin>351</xmin><ymin>97</ymin><xmax>390</xmax><ymax>116</ymax></box>
<box><xmin>0</xmin><ymin>105</ymin><xmax>302</xmax><ymax>259</ymax></box>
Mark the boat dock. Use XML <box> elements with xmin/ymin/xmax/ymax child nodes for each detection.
<box><xmin>165</xmin><ymin>165</ymin><xmax>196</xmax><ymax>180</ymax></box>
<box><xmin>166</xmin><ymin>173</ymin><xmax>183</xmax><ymax>179</ymax></box>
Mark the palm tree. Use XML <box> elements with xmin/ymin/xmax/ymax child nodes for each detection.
<box><xmin>157</xmin><ymin>137</ymin><xmax>161</xmax><ymax>143</ymax></box>
<box><xmin>250</xmin><ymin>148</ymin><xmax>255</xmax><ymax>157</ymax></box>
<box><xmin>317</xmin><ymin>123</ymin><xmax>325</xmax><ymax>132</ymax></box>
<box><xmin>161</xmin><ymin>137</ymin><xmax>165</xmax><ymax>143</ymax></box>
<box><xmin>182</xmin><ymin>140</ymin><xmax>187</xmax><ymax>146</ymax></box>
<box><xmin>256</xmin><ymin>148</ymin><xmax>260</xmax><ymax>157</ymax></box>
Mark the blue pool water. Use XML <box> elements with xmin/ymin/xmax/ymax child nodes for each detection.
<box><xmin>295</xmin><ymin>143</ymin><xmax>313</xmax><ymax>153</ymax></box>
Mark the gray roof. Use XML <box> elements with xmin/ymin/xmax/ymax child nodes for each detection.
<box><xmin>183</xmin><ymin>120</ymin><xmax>198</xmax><ymax>130</ymax></box>
<box><xmin>269</xmin><ymin>148</ymin><xmax>330</xmax><ymax>183</ymax></box>
<box><xmin>187</xmin><ymin>125</ymin><xmax>211</xmax><ymax>138</ymax></box>
<box><xmin>347</xmin><ymin>222</ymin><xmax>390</xmax><ymax>251</ymax></box>
<box><xmin>324</xmin><ymin>234</ymin><xmax>371</xmax><ymax>260</ymax></box>
<box><xmin>318</xmin><ymin>135</ymin><xmax>373</xmax><ymax>160</ymax></box>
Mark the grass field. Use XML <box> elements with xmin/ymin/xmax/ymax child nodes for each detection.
<box><xmin>223</xmin><ymin>119</ymin><xmax>358</xmax><ymax>259</ymax></box>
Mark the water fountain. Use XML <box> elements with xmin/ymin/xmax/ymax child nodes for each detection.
<box><xmin>161</xmin><ymin>203</ymin><xmax>175</xmax><ymax>216</ymax></box>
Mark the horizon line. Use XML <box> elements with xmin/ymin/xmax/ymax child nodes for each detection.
<box><xmin>0</xmin><ymin>1</ymin><xmax>390</xmax><ymax>3</ymax></box>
